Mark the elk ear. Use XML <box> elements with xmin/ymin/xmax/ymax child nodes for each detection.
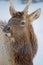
<box><xmin>28</xmin><ymin>8</ymin><xmax>41</xmax><ymax>22</ymax></box>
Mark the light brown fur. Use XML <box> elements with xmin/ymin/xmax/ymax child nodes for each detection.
<box><xmin>0</xmin><ymin>21</ymin><xmax>16</xmax><ymax>65</ymax></box>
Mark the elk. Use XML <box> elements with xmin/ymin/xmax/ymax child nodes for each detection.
<box><xmin>0</xmin><ymin>0</ymin><xmax>41</xmax><ymax>65</ymax></box>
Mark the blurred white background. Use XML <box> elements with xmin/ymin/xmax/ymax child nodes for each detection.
<box><xmin>0</xmin><ymin>0</ymin><xmax>43</xmax><ymax>65</ymax></box>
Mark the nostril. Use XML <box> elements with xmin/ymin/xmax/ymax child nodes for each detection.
<box><xmin>3</xmin><ymin>26</ymin><xmax>10</xmax><ymax>32</ymax></box>
<box><xmin>6</xmin><ymin>27</ymin><xmax>10</xmax><ymax>30</ymax></box>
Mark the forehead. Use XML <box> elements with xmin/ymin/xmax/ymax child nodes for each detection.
<box><xmin>8</xmin><ymin>18</ymin><xmax>22</xmax><ymax>25</ymax></box>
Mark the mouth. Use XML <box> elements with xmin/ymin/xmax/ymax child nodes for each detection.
<box><xmin>4</xmin><ymin>32</ymin><xmax>15</xmax><ymax>43</ymax></box>
<box><xmin>5</xmin><ymin>33</ymin><xmax>11</xmax><ymax>37</ymax></box>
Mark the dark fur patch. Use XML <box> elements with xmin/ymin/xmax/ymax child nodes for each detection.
<box><xmin>13</xmin><ymin>12</ymin><xmax>24</xmax><ymax>18</ymax></box>
<box><xmin>12</xmin><ymin>41</ymin><xmax>30</xmax><ymax>55</ymax></box>
<box><xmin>18</xmin><ymin>43</ymin><xmax>29</xmax><ymax>55</ymax></box>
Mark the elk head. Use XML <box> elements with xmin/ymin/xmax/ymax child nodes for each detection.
<box><xmin>3</xmin><ymin>0</ymin><xmax>41</xmax><ymax>43</ymax></box>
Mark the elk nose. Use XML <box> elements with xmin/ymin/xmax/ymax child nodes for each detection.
<box><xmin>3</xmin><ymin>25</ymin><xmax>10</xmax><ymax>33</ymax></box>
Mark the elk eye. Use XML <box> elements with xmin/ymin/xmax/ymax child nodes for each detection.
<box><xmin>21</xmin><ymin>20</ymin><xmax>26</xmax><ymax>25</ymax></box>
<box><xmin>21</xmin><ymin>22</ymin><xmax>25</xmax><ymax>25</ymax></box>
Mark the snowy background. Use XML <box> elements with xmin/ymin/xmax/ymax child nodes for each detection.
<box><xmin>0</xmin><ymin>0</ymin><xmax>43</xmax><ymax>65</ymax></box>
